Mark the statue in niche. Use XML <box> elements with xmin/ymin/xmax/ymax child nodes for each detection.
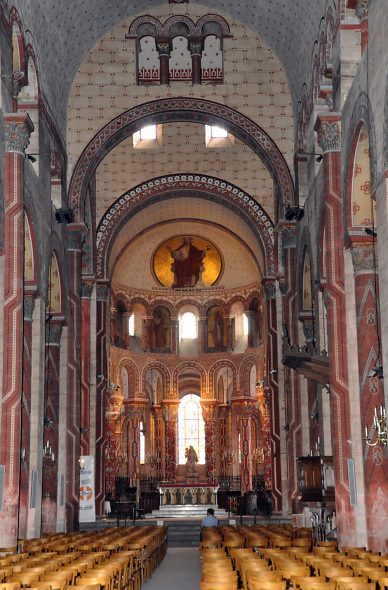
<box><xmin>185</xmin><ymin>445</ymin><xmax>199</xmax><ymax>480</ymax></box>
<box><xmin>207</xmin><ymin>306</ymin><xmax>225</xmax><ymax>350</ymax></box>
<box><xmin>167</xmin><ymin>237</ymin><xmax>207</xmax><ymax>288</ymax></box>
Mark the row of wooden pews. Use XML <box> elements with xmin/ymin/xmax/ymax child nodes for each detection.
<box><xmin>0</xmin><ymin>526</ymin><xmax>167</xmax><ymax>590</ymax></box>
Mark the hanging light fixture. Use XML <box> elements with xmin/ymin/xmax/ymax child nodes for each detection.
<box><xmin>365</xmin><ymin>406</ymin><xmax>387</xmax><ymax>447</ymax></box>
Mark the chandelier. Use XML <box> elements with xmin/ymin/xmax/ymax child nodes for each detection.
<box><xmin>365</xmin><ymin>406</ymin><xmax>387</xmax><ymax>447</ymax></box>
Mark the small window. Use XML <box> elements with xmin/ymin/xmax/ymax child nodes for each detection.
<box><xmin>180</xmin><ymin>312</ymin><xmax>197</xmax><ymax>339</ymax></box>
<box><xmin>128</xmin><ymin>314</ymin><xmax>135</xmax><ymax>336</ymax></box>
<box><xmin>243</xmin><ymin>313</ymin><xmax>249</xmax><ymax>336</ymax></box>
<box><xmin>140</xmin><ymin>125</ymin><xmax>157</xmax><ymax>140</ymax></box>
<box><xmin>205</xmin><ymin>124</ymin><xmax>233</xmax><ymax>147</ymax></box>
<box><xmin>139</xmin><ymin>422</ymin><xmax>145</xmax><ymax>464</ymax></box>
<box><xmin>133</xmin><ymin>124</ymin><xmax>161</xmax><ymax>148</ymax></box>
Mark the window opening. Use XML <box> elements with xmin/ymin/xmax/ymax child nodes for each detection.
<box><xmin>178</xmin><ymin>394</ymin><xmax>205</xmax><ymax>464</ymax></box>
<box><xmin>243</xmin><ymin>313</ymin><xmax>249</xmax><ymax>336</ymax></box>
<box><xmin>139</xmin><ymin>422</ymin><xmax>145</xmax><ymax>464</ymax></box>
<box><xmin>180</xmin><ymin>311</ymin><xmax>197</xmax><ymax>339</ymax></box>
<box><xmin>128</xmin><ymin>314</ymin><xmax>135</xmax><ymax>336</ymax></box>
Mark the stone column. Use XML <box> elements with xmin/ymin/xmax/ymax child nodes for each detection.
<box><xmin>263</xmin><ymin>278</ymin><xmax>282</xmax><ymax>511</ymax></box>
<box><xmin>225</xmin><ymin>316</ymin><xmax>234</xmax><ymax>351</ymax></box>
<box><xmin>315</xmin><ymin>113</ymin><xmax>355</xmax><ymax>545</ymax></box>
<box><xmin>163</xmin><ymin>403</ymin><xmax>179</xmax><ymax>482</ymax></box>
<box><xmin>80</xmin><ymin>282</ymin><xmax>93</xmax><ymax>455</ymax></box>
<box><xmin>218</xmin><ymin>405</ymin><xmax>228</xmax><ymax>476</ymax></box>
<box><xmin>156</xmin><ymin>41</ymin><xmax>170</xmax><ymax>85</ymax></box>
<box><xmin>355</xmin><ymin>0</ymin><xmax>369</xmax><ymax>52</ymax></box>
<box><xmin>201</xmin><ymin>402</ymin><xmax>218</xmax><ymax>482</ymax></box>
<box><xmin>235</xmin><ymin>401</ymin><xmax>257</xmax><ymax>494</ymax></box>
<box><xmin>127</xmin><ymin>405</ymin><xmax>145</xmax><ymax>485</ymax></box>
<box><xmin>65</xmin><ymin>223</ymin><xmax>86</xmax><ymax>530</ymax></box>
<box><xmin>189</xmin><ymin>39</ymin><xmax>202</xmax><ymax>84</ymax></box>
<box><xmin>144</xmin><ymin>316</ymin><xmax>153</xmax><ymax>352</ymax></box>
<box><xmin>171</xmin><ymin>319</ymin><xmax>179</xmax><ymax>354</ymax></box>
<box><xmin>154</xmin><ymin>406</ymin><xmax>165</xmax><ymax>480</ymax></box>
<box><xmin>18</xmin><ymin>292</ymin><xmax>37</xmax><ymax>539</ymax></box>
<box><xmin>104</xmin><ymin>391</ymin><xmax>122</xmax><ymax>494</ymax></box>
<box><xmin>95</xmin><ymin>282</ymin><xmax>109</xmax><ymax>515</ymax></box>
<box><xmin>0</xmin><ymin>114</ymin><xmax>33</xmax><ymax>547</ymax></box>
<box><xmin>41</xmin><ymin>321</ymin><xmax>63</xmax><ymax>534</ymax></box>
<box><xmin>350</xmin><ymin>242</ymin><xmax>388</xmax><ymax>550</ymax></box>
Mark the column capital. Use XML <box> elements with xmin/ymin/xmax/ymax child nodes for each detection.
<box><xmin>262</xmin><ymin>277</ymin><xmax>277</xmax><ymax>300</ymax></box>
<box><xmin>314</xmin><ymin>113</ymin><xmax>341</xmax><ymax>153</ymax></box>
<box><xmin>156</xmin><ymin>41</ymin><xmax>171</xmax><ymax>57</ymax></box>
<box><xmin>23</xmin><ymin>294</ymin><xmax>37</xmax><ymax>321</ymax></box>
<box><xmin>81</xmin><ymin>282</ymin><xmax>94</xmax><ymax>299</ymax></box>
<box><xmin>96</xmin><ymin>281</ymin><xmax>110</xmax><ymax>302</ymax></box>
<box><xmin>350</xmin><ymin>242</ymin><xmax>376</xmax><ymax>273</ymax></box>
<box><xmin>189</xmin><ymin>40</ymin><xmax>203</xmax><ymax>56</ymax></box>
<box><xmin>67</xmin><ymin>223</ymin><xmax>88</xmax><ymax>252</ymax></box>
<box><xmin>200</xmin><ymin>401</ymin><xmax>218</xmax><ymax>422</ymax></box>
<box><xmin>4</xmin><ymin>113</ymin><xmax>34</xmax><ymax>154</ymax></box>
<box><xmin>46</xmin><ymin>322</ymin><xmax>63</xmax><ymax>345</ymax></box>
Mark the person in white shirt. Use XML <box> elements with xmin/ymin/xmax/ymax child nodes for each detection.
<box><xmin>201</xmin><ymin>507</ymin><xmax>218</xmax><ymax>528</ymax></box>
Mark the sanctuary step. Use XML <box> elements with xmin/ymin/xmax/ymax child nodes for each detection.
<box><xmin>146</xmin><ymin>504</ymin><xmax>228</xmax><ymax>520</ymax></box>
<box><xmin>166</xmin><ymin>521</ymin><xmax>202</xmax><ymax>547</ymax></box>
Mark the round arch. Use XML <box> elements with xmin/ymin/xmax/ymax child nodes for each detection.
<box><xmin>96</xmin><ymin>174</ymin><xmax>275</xmax><ymax>279</ymax></box>
<box><xmin>68</xmin><ymin>97</ymin><xmax>294</xmax><ymax>226</ymax></box>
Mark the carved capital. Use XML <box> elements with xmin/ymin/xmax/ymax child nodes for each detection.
<box><xmin>351</xmin><ymin>243</ymin><xmax>376</xmax><ymax>273</ymax></box>
<box><xmin>162</xmin><ymin>403</ymin><xmax>179</xmax><ymax>422</ymax></box>
<box><xmin>262</xmin><ymin>279</ymin><xmax>277</xmax><ymax>300</ymax></box>
<box><xmin>157</xmin><ymin>42</ymin><xmax>170</xmax><ymax>57</ymax></box>
<box><xmin>302</xmin><ymin>319</ymin><xmax>315</xmax><ymax>342</ymax></box>
<box><xmin>67</xmin><ymin>223</ymin><xmax>87</xmax><ymax>252</ymax></box>
<box><xmin>201</xmin><ymin>403</ymin><xmax>218</xmax><ymax>422</ymax></box>
<box><xmin>96</xmin><ymin>283</ymin><xmax>109</xmax><ymax>302</ymax></box>
<box><xmin>355</xmin><ymin>0</ymin><xmax>368</xmax><ymax>21</ymax></box>
<box><xmin>234</xmin><ymin>400</ymin><xmax>258</xmax><ymax>420</ymax></box>
<box><xmin>81</xmin><ymin>282</ymin><xmax>94</xmax><ymax>299</ymax></box>
<box><xmin>189</xmin><ymin>41</ymin><xmax>202</xmax><ymax>57</ymax></box>
<box><xmin>4</xmin><ymin>114</ymin><xmax>34</xmax><ymax>154</ymax></box>
<box><xmin>46</xmin><ymin>323</ymin><xmax>63</xmax><ymax>345</ymax></box>
<box><xmin>315</xmin><ymin>114</ymin><xmax>341</xmax><ymax>153</ymax></box>
<box><xmin>127</xmin><ymin>404</ymin><xmax>145</xmax><ymax>422</ymax></box>
<box><xmin>24</xmin><ymin>295</ymin><xmax>36</xmax><ymax>321</ymax></box>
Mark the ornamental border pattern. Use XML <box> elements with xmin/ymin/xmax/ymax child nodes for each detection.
<box><xmin>96</xmin><ymin>174</ymin><xmax>275</xmax><ymax>278</ymax></box>
<box><xmin>68</xmin><ymin>98</ymin><xmax>294</xmax><ymax>226</ymax></box>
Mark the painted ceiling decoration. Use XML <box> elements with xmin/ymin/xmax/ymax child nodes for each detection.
<box><xmin>153</xmin><ymin>235</ymin><xmax>223</xmax><ymax>288</ymax></box>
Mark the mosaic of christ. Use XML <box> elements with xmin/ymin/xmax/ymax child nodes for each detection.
<box><xmin>153</xmin><ymin>235</ymin><xmax>223</xmax><ymax>288</ymax></box>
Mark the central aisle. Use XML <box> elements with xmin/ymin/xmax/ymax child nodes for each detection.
<box><xmin>143</xmin><ymin>547</ymin><xmax>201</xmax><ymax>590</ymax></box>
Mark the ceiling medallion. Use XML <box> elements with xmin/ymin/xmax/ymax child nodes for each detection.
<box><xmin>153</xmin><ymin>235</ymin><xmax>222</xmax><ymax>288</ymax></box>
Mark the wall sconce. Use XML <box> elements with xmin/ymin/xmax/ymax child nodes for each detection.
<box><xmin>55</xmin><ymin>208</ymin><xmax>74</xmax><ymax>224</ymax></box>
<box><xmin>365</xmin><ymin>406</ymin><xmax>387</xmax><ymax>447</ymax></box>
<box><xmin>285</xmin><ymin>206</ymin><xmax>305</xmax><ymax>221</ymax></box>
<box><xmin>368</xmin><ymin>365</ymin><xmax>383</xmax><ymax>379</ymax></box>
<box><xmin>44</xmin><ymin>416</ymin><xmax>54</xmax><ymax>429</ymax></box>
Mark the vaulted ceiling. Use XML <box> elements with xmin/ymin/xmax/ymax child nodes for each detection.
<box><xmin>13</xmin><ymin>0</ymin><xmax>329</xmax><ymax>132</ymax></box>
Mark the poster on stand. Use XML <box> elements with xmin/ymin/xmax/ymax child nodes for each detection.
<box><xmin>79</xmin><ymin>455</ymin><xmax>96</xmax><ymax>523</ymax></box>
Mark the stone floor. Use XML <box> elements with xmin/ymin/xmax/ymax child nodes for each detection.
<box><xmin>143</xmin><ymin>547</ymin><xmax>201</xmax><ymax>590</ymax></box>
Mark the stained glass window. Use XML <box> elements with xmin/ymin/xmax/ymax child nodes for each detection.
<box><xmin>178</xmin><ymin>394</ymin><xmax>205</xmax><ymax>464</ymax></box>
<box><xmin>180</xmin><ymin>312</ymin><xmax>197</xmax><ymax>339</ymax></box>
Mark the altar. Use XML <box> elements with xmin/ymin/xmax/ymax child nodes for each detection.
<box><xmin>158</xmin><ymin>483</ymin><xmax>219</xmax><ymax>506</ymax></box>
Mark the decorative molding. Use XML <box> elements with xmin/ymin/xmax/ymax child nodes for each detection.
<box><xmin>97</xmin><ymin>174</ymin><xmax>274</xmax><ymax>279</ymax></box>
<box><xmin>315</xmin><ymin>114</ymin><xmax>341</xmax><ymax>153</ymax></box>
<box><xmin>68</xmin><ymin>98</ymin><xmax>294</xmax><ymax>229</ymax></box>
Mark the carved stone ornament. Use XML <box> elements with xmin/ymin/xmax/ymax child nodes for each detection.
<box><xmin>302</xmin><ymin>320</ymin><xmax>315</xmax><ymax>342</ymax></box>
<box><xmin>23</xmin><ymin>295</ymin><xmax>36</xmax><ymax>321</ymax></box>
<box><xmin>127</xmin><ymin>404</ymin><xmax>145</xmax><ymax>421</ymax></box>
<box><xmin>201</xmin><ymin>403</ymin><xmax>218</xmax><ymax>422</ymax></box>
<box><xmin>350</xmin><ymin>244</ymin><xmax>375</xmax><ymax>273</ymax></box>
<box><xmin>81</xmin><ymin>283</ymin><xmax>94</xmax><ymax>298</ymax></box>
<box><xmin>316</xmin><ymin>117</ymin><xmax>341</xmax><ymax>153</ymax></box>
<box><xmin>156</xmin><ymin>42</ymin><xmax>170</xmax><ymax>57</ymax></box>
<box><xmin>355</xmin><ymin>0</ymin><xmax>368</xmax><ymax>21</ymax></box>
<box><xmin>46</xmin><ymin>323</ymin><xmax>63</xmax><ymax>345</ymax></box>
<box><xmin>4</xmin><ymin>116</ymin><xmax>33</xmax><ymax>154</ymax></box>
<box><xmin>263</xmin><ymin>281</ymin><xmax>277</xmax><ymax>300</ymax></box>
<box><xmin>235</xmin><ymin>401</ymin><xmax>258</xmax><ymax>420</ymax></box>
<box><xmin>96</xmin><ymin>284</ymin><xmax>109</xmax><ymax>302</ymax></box>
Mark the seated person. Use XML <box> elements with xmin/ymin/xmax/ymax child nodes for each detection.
<box><xmin>201</xmin><ymin>507</ymin><xmax>218</xmax><ymax>528</ymax></box>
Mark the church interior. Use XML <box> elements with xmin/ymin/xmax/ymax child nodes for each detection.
<box><xmin>1</xmin><ymin>0</ymin><xmax>388</xmax><ymax>582</ymax></box>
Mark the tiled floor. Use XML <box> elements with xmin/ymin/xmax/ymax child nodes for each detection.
<box><xmin>143</xmin><ymin>547</ymin><xmax>201</xmax><ymax>590</ymax></box>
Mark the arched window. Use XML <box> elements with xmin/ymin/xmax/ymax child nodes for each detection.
<box><xmin>178</xmin><ymin>394</ymin><xmax>205</xmax><ymax>464</ymax></box>
<box><xmin>180</xmin><ymin>311</ymin><xmax>197</xmax><ymax>339</ymax></box>
<box><xmin>139</xmin><ymin>422</ymin><xmax>145</xmax><ymax>464</ymax></box>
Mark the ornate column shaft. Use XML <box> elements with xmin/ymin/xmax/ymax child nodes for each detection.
<box><xmin>105</xmin><ymin>391</ymin><xmax>122</xmax><ymax>494</ymax></box>
<box><xmin>154</xmin><ymin>406</ymin><xmax>165</xmax><ymax>480</ymax></box>
<box><xmin>0</xmin><ymin>114</ymin><xmax>33</xmax><ymax>547</ymax></box>
<box><xmin>171</xmin><ymin>319</ymin><xmax>179</xmax><ymax>355</ymax></box>
<box><xmin>263</xmin><ymin>278</ymin><xmax>281</xmax><ymax>510</ymax></box>
<box><xmin>41</xmin><ymin>321</ymin><xmax>63</xmax><ymax>534</ymax></box>
<box><xmin>201</xmin><ymin>403</ymin><xmax>217</xmax><ymax>482</ymax></box>
<box><xmin>235</xmin><ymin>401</ymin><xmax>257</xmax><ymax>493</ymax></box>
<box><xmin>350</xmin><ymin>242</ymin><xmax>388</xmax><ymax>550</ymax></box>
<box><xmin>127</xmin><ymin>404</ymin><xmax>145</xmax><ymax>485</ymax></box>
<box><xmin>65</xmin><ymin>223</ymin><xmax>87</xmax><ymax>529</ymax></box>
<box><xmin>163</xmin><ymin>404</ymin><xmax>179</xmax><ymax>482</ymax></box>
<box><xmin>315</xmin><ymin>112</ymin><xmax>355</xmax><ymax>545</ymax></box>
<box><xmin>189</xmin><ymin>39</ymin><xmax>202</xmax><ymax>84</ymax></box>
<box><xmin>198</xmin><ymin>317</ymin><xmax>206</xmax><ymax>353</ymax></box>
<box><xmin>18</xmin><ymin>293</ymin><xmax>36</xmax><ymax>539</ymax></box>
<box><xmin>96</xmin><ymin>282</ymin><xmax>109</xmax><ymax>514</ymax></box>
<box><xmin>156</xmin><ymin>41</ymin><xmax>170</xmax><ymax>85</ymax></box>
<box><xmin>218</xmin><ymin>406</ymin><xmax>228</xmax><ymax>476</ymax></box>
<box><xmin>80</xmin><ymin>282</ymin><xmax>93</xmax><ymax>454</ymax></box>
